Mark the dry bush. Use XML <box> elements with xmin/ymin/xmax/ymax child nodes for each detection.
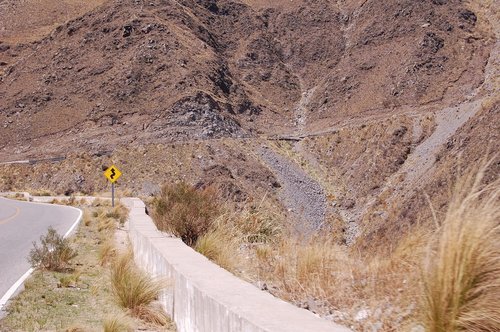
<box><xmin>421</xmin><ymin>167</ymin><xmax>500</xmax><ymax>332</ymax></box>
<box><xmin>28</xmin><ymin>226</ymin><xmax>78</xmax><ymax>271</ymax></box>
<box><xmin>152</xmin><ymin>182</ymin><xmax>220</xmax><ymax>245</ymax></box>
<box><xmin>110</xmin><ymin>252</ymin><xmax>168</xmax><ymax>325</ymax></box>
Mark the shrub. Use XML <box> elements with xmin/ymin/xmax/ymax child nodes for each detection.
<box><xmin>152</xmin><ymin>182</ymin><xmax>220</xmax><ymax>245</ymax></box>
<box><xmin>28</xmin><ymin>227</ymin><xmax>77</xmax><ymax>271</ymax></box>
<box><xmin>421</xmin><ymin>167</ymin><xmax>500</xmax><ymax>332</ymax></box>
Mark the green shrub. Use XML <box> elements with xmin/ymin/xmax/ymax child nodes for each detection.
<box><xmin>28</xmin><ymin>227</ymin><xmax>77</xmax><ymax>271</ymax></box>
<box><xmin>152</xmin><ymin>182</ymin><xmax>220</xmax><ymax>245</ymax></box>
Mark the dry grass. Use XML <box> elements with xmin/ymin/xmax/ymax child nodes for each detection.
<box><xmin>58</xmin><ymin>272</ymin><xmax>81</xmax><ymax>288</ymax></box>
<box><xmin>83</xmin><ymin>210</ymin><xmax>92</xmax><ymax>226</ymax></box>
<box><xmin>103</xmin><ymin>316</ymin><xmax>133</xmax><ymax>332</ymax></box>
<box><xmin>105</xmin><ymin>205</ymin><xmax>129</xmax><ymax>225</ymax></box>
<box><xmin>249</xmin><ymin>230</ymin><xmax>428</xmax><ymax>331</ymax></box>
<box><xmin>99</xmin><ymin>240</ymin><xmax>117</xmax><ymax>266</ymax></box>
<box><xmin>92</xmin><ymin>198</ymin><xmax>112</xmax><ymax>207</ymax></box>
<box><xmin>195</xmin><ymin>227</ymin><xmax>240</xmax><ymax>271</ymax></box>
<box><xmin>421</xmin><ymin>167</ymin><xmax>500</xmax><ymax>332</ymax></box>
<box><xmin>0</xmin><ymin>208</ymin><xmax>125</xmax><ymax>331</ymax></box>
<box><xmin>110</xmin><ymin>252</ymin><xmax>170</xmax><ymax>325</ymax></box>
<box><xmin>98</xmin><ymin>217</ymin><xmax>116</xmax><ymax>232</ymax></box>
<box><xmin>152</xmin><ymin>182</ymin><xmax>220</xmax><ymax>245</ymax></box>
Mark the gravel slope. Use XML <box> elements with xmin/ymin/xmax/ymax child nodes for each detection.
<box><xmin>259</xmin><ymin>146</ymin><xmax>326</xmax><ymax>235</ymax></box>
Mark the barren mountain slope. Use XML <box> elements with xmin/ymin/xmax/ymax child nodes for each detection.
<box><xmin>0</xmin><ymin>1</ymin><xmax>498</xmax><ymax>330</ymax></box>
<box><xmin>0</xmin><ymin>0</ymin><xmax>492</xmax><ymax>158</ymax></box>
<box><xmin>0</xmin><ymin>0</ymin><xmax>497</xmax><ymax>244</ymax></box>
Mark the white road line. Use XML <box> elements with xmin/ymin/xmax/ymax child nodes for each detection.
<box><xmin>0</xmin><ymin>205</ymin><xmax>83</xmax><ymax>311</ymax></box>
<box><xmin>0</xmin><ymin>268</ymin><xmax>34</xmax><ymax>310</ymax></box>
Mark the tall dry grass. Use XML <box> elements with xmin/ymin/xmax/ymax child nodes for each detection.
<box><xmin>421</xmin><ymin>167</ymin><xmax>500</xmax><ymax>332</ymax></box>
<box><xmin>110</xmin><ymin>252</ymin><xmax>169</xmax><ymax>325</ymax></box>
<box><xmin>102</xmin><ymin>316</ymin><xmax>133</xmax><ymax>332</ymax></box>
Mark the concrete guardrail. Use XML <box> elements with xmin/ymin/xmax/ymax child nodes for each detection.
<box><xmin>124</xmin><ymin>198</ymin><xmax>351</xmax><ymax>332</ymax></box>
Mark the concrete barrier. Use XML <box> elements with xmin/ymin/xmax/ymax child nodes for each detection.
<box><xmin>124</xmin><ymin>198</ymin><xmax>351</xmax><ymax>332</ymax></box>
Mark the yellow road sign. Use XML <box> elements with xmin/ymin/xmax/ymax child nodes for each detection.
<box><xmin>104</xmin><ymin>165</ymin><xmax>122</xmax><ymax>183</ymax></box>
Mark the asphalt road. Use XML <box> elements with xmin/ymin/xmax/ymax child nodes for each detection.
<box><xmin>0</xmin><ymin>197</ymin><xmax>81</xmax><ymax>308</ymax></box>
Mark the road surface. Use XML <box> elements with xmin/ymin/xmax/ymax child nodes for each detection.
<box><xmin>0</xmin><ymin>197</ymin><xmax>81</xmax><ymax>310</ymax></box>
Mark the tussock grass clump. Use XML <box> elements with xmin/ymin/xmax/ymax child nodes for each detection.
<box><xmin>83</xmin><ymin>210</ymin><xmax>92</xmax><ymax>226</ymax></box>
<box><xmin>98</xmin><ymin>217</ymin><xmax>116</xmax><ymax>232</ymax></box>
<box><xmin>28</xmin><ymin>226</ymin><xmax>78</xmax><ymax>271</ymax></box>
<box><xmin>110</xmin><ymin>252</ymin><xmax>168</xmax><ymax>325</ymax></box>
<box><xmin>195</xmin><ymin>227</ymin><xmax>240</xmax><ymax>271</ymax></box>
<box><xmin>235</xmin><ymin>207</ymin><xmax>281</xmax><ymax>244</ymax></box>
<box><xmin>99</xmin><ymin>240</ymin><xmax>117</xmax><ymax>266</ymax></box>
<box><xmin>59</xmin><ymin>272</ymin><xmax>81</xmax><ymax>288</ymax></box>
<box><xmin>92</xmin><ymin>198</ymin><xmax>111</xmax><ymax>207</ymax></box>
<box><xmin>152</xmin><ymin>182</ymin><xmax>220</xmax><ymax>245</ymax></box>
<box><xmin>253</xmin><ymin>231</ymin><xmax>425</xmax><ymax>330</ymax></box>
<box><xmin>103</xmin><ymin>316</ymin><xmax>133</xmax><ymax>332</ymax></box>
<box><xmin>421</xmin><ymin>168</ymin><xmax>500</xmax><ymax>332</ymax></box>
<box><xmin>106</xmin><ymin>205</ymin><xmax>129</xmax><ymax>225</ymax></box>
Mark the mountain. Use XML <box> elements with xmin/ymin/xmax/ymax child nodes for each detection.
<box><xmin>0</xmin><ymin>0</ymin><xmax>498</xmax><ymax>244</ymax></box>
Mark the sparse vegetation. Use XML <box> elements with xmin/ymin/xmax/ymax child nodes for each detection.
<box><xmin>186</xmin><ymin>164</ymin><xmax>499</xmax><ymax>332</ymax></box>
<box><xmin>28</xmin><ymin>226</ymin><xmax>78</xmax><ymax>271</ymax></box>
<box><xmin>0</xmin><ymin>203</ymin><xmax>176</xmax><ymax>331</ymax></box>
<box><xmin>152</xmin><ymin>182</ymin><xmax>220</xmax><ymax>245</ymax></box>
<box><xmin>58</xmin><ymin>271</ymin><xmax>81</xmax><ymax>288</ymax></box>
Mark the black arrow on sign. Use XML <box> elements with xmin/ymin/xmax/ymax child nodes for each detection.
<box><xmin>110</xmin><ymin>168</ymin><xmax>116</xmax><ymax>179</ymax></box>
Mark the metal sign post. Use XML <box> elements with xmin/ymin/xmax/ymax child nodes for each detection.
<box><xmin>104</xmin><ymin>165</ymin><xmax>122</xmax><ymax>207</ymax></box>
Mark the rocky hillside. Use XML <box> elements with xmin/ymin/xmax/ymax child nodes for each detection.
<box><xmin>0</xmin><ymin>0</ymin><xmax>498</xmax><ymax>245</ymax></box>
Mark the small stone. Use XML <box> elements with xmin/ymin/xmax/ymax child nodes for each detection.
<box><xmin>354</xmin><ymin>308</ymin><xmax>370</xmax><ymax>321</ymax></box>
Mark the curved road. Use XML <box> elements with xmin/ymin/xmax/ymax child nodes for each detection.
<box><xmin>0</xmin><ymin>197</ymin><xmax>81</xmax><ymax>310</ymax></box>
